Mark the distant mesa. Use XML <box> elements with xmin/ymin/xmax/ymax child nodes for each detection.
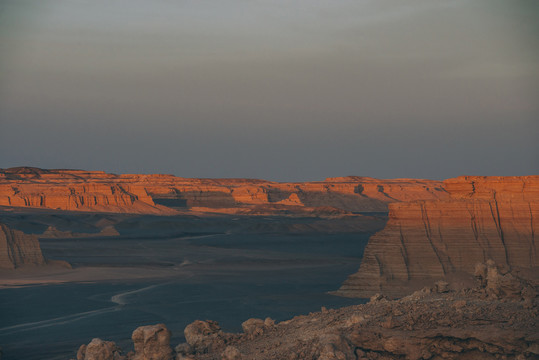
<box><xmin>0</xmin><ymin>167</ymin><xmax>448</xmax><ymax>215</ymax></box>
<box><xmin>0</xmin><ymin>167</ymin><xmax>175</xmax><ymax>215</ymax></box>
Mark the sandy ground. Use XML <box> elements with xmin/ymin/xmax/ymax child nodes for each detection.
<box><xmin>0</xmin><ymin>265</ymin><xmax>191</xmax><ymax>288</ymax></box>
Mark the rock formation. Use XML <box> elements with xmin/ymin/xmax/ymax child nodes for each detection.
<box><xmin>0</xmin><ymin>223</ymin><xmax>45</xmax><ymax>269</ymax></box>
<box><xmin>0</xmin><ymin>168</ymin><xmax>174</xmax><ymax>215</ymax></box>
<box><xmin>131</xmin><ymin>324</ymin><xmax>173</xmax><ymax>360</ymax></box>
<box><xmin>77</xmin><ymin>339</ymin><xmax>125</xmax><ymax>360</ymax></box>
<box><xmin>0</xmin><ymin>167</ymin><xmax>448</xmax><ymax>214</ymax></box>
<box><xmin>76</xmin><ymin>324</ymin><xmax>173</xmax><ymax>360</ymax></box>
<box><xmin>337</xmin><ymin>175</ymin><xmax>539</xmax><ymax>298</ymax></box>
<box><xmin>74</xmin><ymin>265</ymin><xmax>539</xmax><ymax>359</ymax></box>
<box><xmin>39</xmin><ymin>225</ymin><xmax>120</xmax><ymax>238</ymax></box>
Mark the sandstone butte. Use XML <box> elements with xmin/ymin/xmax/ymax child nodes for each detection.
<box><xmin>337</xmin><ymin>175</ymin><xmax>539</xmax><ymax>298</ymax></box>
<box><xmin>0</xmin><ymin>223</ymin><xmax>45</xmax><ymax>269</ymax></box>
<box><xmin>0</xmin><ymin>167</ymin><xmax>448</xmax><ymax>214</ymax></box>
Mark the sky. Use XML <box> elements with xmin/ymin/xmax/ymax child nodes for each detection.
<box><xmin>0</xmin><ymin>0</ymin><xmax>538</xmax><ymax>181</ymax></box>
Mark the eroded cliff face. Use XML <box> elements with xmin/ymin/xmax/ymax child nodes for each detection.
<box><xmin>337</xmin><ymin>176</ymin><xmax>539</xmax><ymax>298</ymax></box>
<box><xmin>0</xmin><ymin>168</ymin><xmax>448</xmax><ymax>214</ymax></box>
<box><xmin>0</xmin><ymin>223</ymin><xmax>45</xmax><ymax>269</ymax></box>
<box><xmin>0</xmin><ymin>168</ymin><xmax>177</xmax><ymax>215</ymax></box>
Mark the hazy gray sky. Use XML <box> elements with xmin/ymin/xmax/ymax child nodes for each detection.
<box><xmin>1</xmin><ymin>0</ymin><xmax>538</xmax><ymax>180</ymax></box>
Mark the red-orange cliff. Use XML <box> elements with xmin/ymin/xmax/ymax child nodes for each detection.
<box><xmin>1</xmin><ymin>169</ymin><xmax>537</xmax><ymax>293</ymax></box>
<box><xmin>0</xmin><ymin>168</ymin><xmax>175</xmax><ymax>215</ymax></box>
<box><xmin>0</xmin><ymin>168</ymin><xmax>448</xmax><ymax>214</ymax></box>
<box><xmin>337</xmin><ymin>175</ymin><xmax>539</xmax><ymax>298</ymax></box>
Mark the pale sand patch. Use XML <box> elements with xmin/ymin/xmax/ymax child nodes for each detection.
<box><xmin>0</xmin><ymin>259</ymin><xmax>349</xmax><ymax>288</ymax></box>
<box><xmin>0</xmin><ymin>265</ymin><xmax>192</xmax><ymax>288</ymax></box>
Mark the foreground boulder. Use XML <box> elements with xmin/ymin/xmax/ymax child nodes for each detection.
<box><xmin>241</xmin><ymin>318</ymin><xmax>275</xmax><ymax>339</ymax></box>
<box><xmin>131</xmin><ymin>324</ymin><xmax>173</xmax><ymax>360</ymax></box>
<box><xmin>77</xmin><ymin>339</ymin><xmax>125</xmax><ymax>360</ymax></box>
<box><xmin>179</xmin><ymin>320</ymin><xmax>235</xmax><ymax>355</ymax></box>
<box><xmin>76</xmin><ymin>325</ymin><xmax>173</xmax><ymax>360</ymax></box>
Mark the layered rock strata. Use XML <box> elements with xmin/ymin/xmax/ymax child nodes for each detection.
<box><xmin>337</xmin><ymin>176</ymin><xmax>539</xmax><ymax>298</ymax></box>
<box><xmin>0</xmin><ymin>167</ymin><xmax>448</xmax><ymax>214</ymax></box>
<box><xmin>0</xmin><ymin>223</ymin><xmax>45</xmax><ymax>269</ymax></box>
<box><xmin>74</xmin><ymin>265</ymin><xmax>539</xmax><ymax>359</ymax></box>
<box><xmin>0</xmin><ymin>168</ymin><xmax>173</xmax><ymax>215</ymax></box>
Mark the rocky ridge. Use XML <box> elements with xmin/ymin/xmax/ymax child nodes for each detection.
<box><xmin>0</xmin><ymin>167</ymin><xmax>448</xmax><ymax>214</ymax></box>
<box><xmin>74</xmin><ymin>262</ymin><xmax>539</xmax><ymax>360</ymax></box>
<box><xmin>0</xmin><ymin>168</ymin><xmax>173</xmax><ymax>215</ymax></box>
<box><xmin>337</xmin><ymin>175</ymin><xmax>539</xmax><ymax>298</ymax></box>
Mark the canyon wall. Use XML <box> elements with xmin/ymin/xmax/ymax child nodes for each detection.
<box><xmin>0</xmin><ymin>168</ymin><xmax>175</xmax><ymax>215</ymax></box>
<box><xmin>337</xmin><ymin>176</ymin><xmax>539</xmax><ymax>298</ymax></box>
<box><xmin>0</xmin><ymin>223</ymin><xmax>45</xmax><ymax>269</ymax></box>
<box><xmin>0</xmin><ymin>168</ymin><xmax>448</xmax><ymax>214</ymax></box>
